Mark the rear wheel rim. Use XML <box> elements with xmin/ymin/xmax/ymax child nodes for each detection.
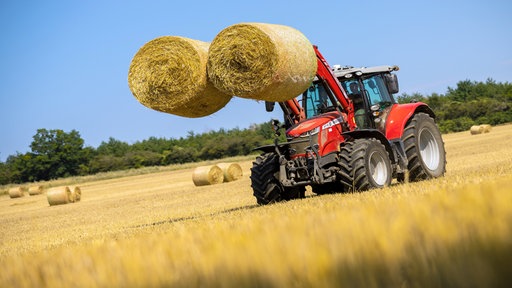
<box><xmin>419</xmin><ymin>128</ymin><xmax>440</xmax><ymax>171</ymax></box>
<box><xmin>369</xmin><ymin>151</ymin><xmax>388</xmax><ymax>186</ymax></box>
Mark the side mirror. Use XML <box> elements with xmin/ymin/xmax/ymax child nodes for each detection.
<box><xmin>265</xmin><ymin>101</ymin><xmax>275</xmax><ymax>112</ymax></box>
<box><xmin>384</xmin><ymin>73</ymin><xmax>399</xmax><ymax>94</ymax></box>
<box><xmin>271</xmin><ymin>119</ymin><xmax>281</xmax><ymax>136</ymax></box>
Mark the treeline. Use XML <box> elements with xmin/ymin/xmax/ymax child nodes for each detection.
<box><xmin>0</xmin><ymin>125</ymin><xmax>275</xmax><ymax>185</ymax></box>
<box><xmin>1</xmin><ymin>78</ymin><xmax>511</xmax><ymax>185</ymax></box>
<box><xmin>398</xmin><ymin>78</ymin><xmax>512</xmax><ymax>133</ymax></box>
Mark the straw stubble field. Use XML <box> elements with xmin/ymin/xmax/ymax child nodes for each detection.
<box><xmin>1</xmin><ymin>125</ymin><xmax>512</xmax><ymax>287</ymax></box>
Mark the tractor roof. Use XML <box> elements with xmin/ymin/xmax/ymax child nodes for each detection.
<box><xmin>331</xmin><ymin>65</ymin><xmax>399</xmax><ymax>79</ymax></box>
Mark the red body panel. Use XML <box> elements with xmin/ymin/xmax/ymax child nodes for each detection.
<box><xmin>287</xmin><ymin>112</ymin><xmax>345</xmax><ymax>157</ymax></box>
<box><xmin>287</xmin><ymin>112</ymin><xmax>340</xmax><ymax>137</ymax></box>
<box><xmin>385</xmin><ymin>102</ymin><xmax>428</xmax><ymax>139</ymax></box>
<box><xmin>319</xmin><ymin>120</ymin><xmax>344</xmax><ymax>155</ymax></box>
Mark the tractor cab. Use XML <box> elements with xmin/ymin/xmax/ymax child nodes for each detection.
<box><xmin>333</xmin><ymin>65</ymin><xmax>400</xmax><ymax>131</ymax></box>
<box><xmin>295</xmin><ymin>65</ymin><xmax>400</xmax><ymax>132</ymax></box>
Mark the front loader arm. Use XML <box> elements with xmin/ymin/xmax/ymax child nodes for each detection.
<box><xmin>313</xmin><ymin>46</ymin><xmax>356</xmax><ymax>130</ymax></box>
<box><xmin>285</xmin><ymin>98</ymin><xmax>305</xmax><ymax>124</ymax></box>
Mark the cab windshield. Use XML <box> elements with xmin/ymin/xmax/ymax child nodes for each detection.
<box><xmin>302</xmin><ymin>82</ymin><xmax>335</xmax><ymax>119</ymax></box>
<box><xmin>301</xmin><ymin>74</ymin><xmax>395</xmax><ymax>120</ymax></box>
<box><xmin>340</xmin><ymin>74</ymin><xmax>394</xmax><ymax>108</ymax></box>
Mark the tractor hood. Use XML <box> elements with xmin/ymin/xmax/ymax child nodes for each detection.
<box><xmin>286</xmin><ymin>112</ymin><xmax>342</xmax><ymax>138</ymax></box>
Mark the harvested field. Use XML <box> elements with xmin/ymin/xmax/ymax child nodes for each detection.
<box><xmin>1</xmin><ymin>124</ymin><xmax>512</xmax><ymax>287</ymax></box>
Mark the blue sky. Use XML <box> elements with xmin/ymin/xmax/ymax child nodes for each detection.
<box><xmin>1</xmin><ymin>0</ymin><xmax>511</xmax><ymax>161</ymax></box>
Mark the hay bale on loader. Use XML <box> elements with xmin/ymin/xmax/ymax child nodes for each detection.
<box><xmin>28</xmin><ymin>185</ymin><xmax>45</xmax><ymax>196</ymax></box>
<box><xmin>128</xmin><ymin>36</ymin><xmax>232</xmax><ymax>117</ymax></box>
<box><xmin>8</xmin><ymin>187</ymin><xmax>26</xmax><ymax>198</ymax></box>
<box><xmin>207</xmin><ymin>22</ymin><xmax>317</xmax><ymax>102</ymax></box>
<box><xmin>217</xmin><ymin>162</ymin><xmax>243</xmax><ymax>182</ymax></box>
<box><xmin>470</xmin><ymin>125</ymin><xmax>484</xmax><ymax>135</ymax></box>
<box><xmin>192</xmin><ymin>165</ymin><xmax>224</xmax><ymax>186</ymax></box>
<box><xmin>47</xmin><ymin>187</ymin><xmax>73</xmax><ymax>206</ymax></box>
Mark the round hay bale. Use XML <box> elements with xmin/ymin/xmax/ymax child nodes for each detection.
<box><xmin>470</xmin><ymin>125</ymin><xmax>484</xmax><ymax>135</ymax></box>
<box><xmin>128</xmin><ymin>36</ymin><xmax>232</xmax><ymax>118</ymax></box>
<box><xmin>481</xmin><ymin>124</ymin><xmax>492</xmax><ymax>133</ymax></box>
<box><xmin>47</xmin><ymin>187</ymin><xmax>72</xmax><ymax>206</ymax></box>
<box><xmin>207</xmin><ymin>22</ymin><xmax>317</xmax><ymax>102</ymax></box>
<box><xmin>28</xmin><ymin>185</ymin><xmax>44</xmax><ymax>196</ymax></box>
<box><xmin>217</xmin><ymin>162</ymin><xmax>243</xmax><ymax>182</ymax></box>
<box><xmin>8</xmin><ymin>187</ymin><xmax>26</xmax><ymax>198</ymax></box>
<box><xmin>70</xmin><ymin>186</ymin><xmax>81</xmax><ymax>202</ymax></box>
<box><xmin>192</xmin><ymin>165</ymin><xmax>224</xmax><ymax>186</ymax></box>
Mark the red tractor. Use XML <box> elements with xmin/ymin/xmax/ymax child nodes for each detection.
<box><xmin>251</xmin><ymin>46</ymin><xmax>446</xmax><ymax>204</ymax></box>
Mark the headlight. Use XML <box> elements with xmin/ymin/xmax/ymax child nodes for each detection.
<box><xmin>300</xmin><ymin>127</ymin><xmax>320</xmax><ymax>137</ymax></box>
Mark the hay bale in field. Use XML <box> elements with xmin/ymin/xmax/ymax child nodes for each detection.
<box><xmin>47</xmin><ymin>187</ymin><xmax>72</xmax><ymax>206</ymax></box>
<box><xmin>207</xmin><ymin>22</ymin><xmax>317</xmax><ymax>102</ymax></box>
<box><xmin>470</xmin><ymin>125</ymin><xmax>484</xmax><ymax>135</ymax></box>
<box><xmin>128</xmin><ymin>36</ymin><xmax>232</xmax><ymax>118</ymax></box>
<box><xmin>8</xmin><ymin>187</ymin><xmax>26</xmax><ymax>198</ymax></box>
<box><xmin>192</xmin><ymin>165</ymin><xmax>224</xmax><ymax>186</ymax></box>
<box><xmin>28</xmin><ymin>185</ymin><xmax>44</xmax><ymax>196</ymax></box>
<box><xmin>481</xmin><ymin>124</ymin><xmax>492</xmax><ymax>133</ymax></box>
<box><xmin>69</xmin><ymin>186</ymin><xmax>81</xmax><ymax>202</ymax></box>
<box><xmin>217</xmin><ymin>162</ymin><xmax>243</xmax><ymax>182</ymax></box>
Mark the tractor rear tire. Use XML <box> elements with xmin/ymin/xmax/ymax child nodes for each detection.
<box><xmin>401</xmin><ymin>113</ymin><xmax>446</xmax><ymax>182</ymax></box>
<box><xmin>250</xmin><ymin>153</ymin><xmax>305</xmax><ymax>205</ymax></box>
<box><xmin>349</xmin><ymin>138</ymin><xmax>392</xmax><ymax>191</ymax></box>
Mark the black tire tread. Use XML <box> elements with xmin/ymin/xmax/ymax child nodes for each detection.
<box><xmin>402</xmin><ymin>113</ymin><xmax>446</xmax><ymax>182</ymax></box>
<box><xmin>346</xmin><ymin>138</ymin><xmax>392</xmax><ymax>191</ymax></box>
<box><xmin>250</xmin><ymin>153</ymin><xmax>305</xmax><ymax>205</ymax></box>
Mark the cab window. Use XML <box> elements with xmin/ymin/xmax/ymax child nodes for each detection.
<box><xmin>362</xmin><ymin>75</ymin><xmax>393</xmax><ymax>107</ymax></box>
<box><xmin>303</xmin><ymin>82</ymin><xmax>334</xmax><ymax>119</ymax></box>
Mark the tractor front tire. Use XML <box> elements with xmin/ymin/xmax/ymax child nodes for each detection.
<box><xmin>349</xmin><ymin>139</ymin><xmax>392</xmax><ymax>191</ymax></box>
<box><xmin>402</xmin><ymin>113</ymin><xmax>446</xmax><ymax>182</ymax></box>
<box><xmin>250</xmin><ymin>153</ymin><xmax>305</xmax><ymax>205</ymax></box>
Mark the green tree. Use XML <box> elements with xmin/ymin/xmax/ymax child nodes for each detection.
<box><xmin>0</xmin><ymin>161</ymin><xmax>12</xmax><ymax>185</ymax></box>
<box><xmin>397</xmin><ymin>92</ymin><xmax>426</xmax><ymax>104</ymax></box>
<box><xmin>122</xmin><ymin>151</ymin><xmax>162</xmax><ymax>168</ymax></box>
<box><xmin>162</xmin><ymin>146</ymin><xmax>198</xmax><ymax>165</ymax></box>
<box><xmin>96</xmin><ymin>137</ymin><xmax>130</xmax><ymax>157</ymax></box>
<box><xmin>88</xmin><ymin>155</ymin><xmax>126</xmax><ymax>173</ymax></box>
<box><xmin>29</xmin><ymin>129</ymin><xmax>88</xmax><ymax>180</ymax></box>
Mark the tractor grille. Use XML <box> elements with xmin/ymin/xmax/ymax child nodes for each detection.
<box><xmin>287</xmin><ymin>135</ymin><xmax>319</xmax><ymax>158</ymax></box>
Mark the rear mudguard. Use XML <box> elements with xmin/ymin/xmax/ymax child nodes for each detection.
<box><xmin>385</xmin><ymin>102</ymin><xmax>435</xmax><ymax>140</ymax></box>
